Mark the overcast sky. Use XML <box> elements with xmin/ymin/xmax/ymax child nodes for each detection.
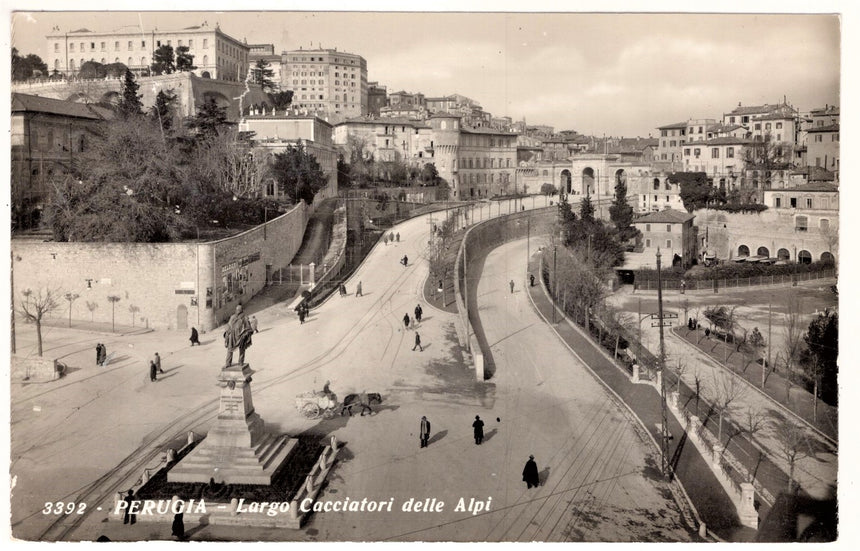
<box><xmin>11</xmin><ymin>9</ymin><xmax>841</xmax><ymax>136</ymax></box>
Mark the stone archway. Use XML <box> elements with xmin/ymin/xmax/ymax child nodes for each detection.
<box><xmin>582</xmin><ymin>167</ymin><xmax>595</xmax><ymax>195</ymax></box>
<box><xmin>777</xmin><ymin>248</ymin><xmax>790</xmax><ymax>260</ymax></box>
<box><xmin>798</xmin><ymin>250</ymin><xmax>812</xmax><ymax>264</ymax></box>
<box><xmin>560</xmin><ymin>169</ymin><xmax>572</xmax><ymax>195</ymax></box>
<box><xmin>738</xmin><ymin>244</ymin><xmax>750</xmax><ymax>257</ymax></box>
<box><xmin>757</xmin><ymin>246</ymin><xmax>770</xmax><ymax>257</ymax></box>
<box><xmin>821</xmin><ymin>251</ymin><xmax>835</xmax><ymax>264</ymax></box>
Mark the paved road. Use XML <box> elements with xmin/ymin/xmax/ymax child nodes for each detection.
<box><xmin>11</xmin><ymin>197</ymin><xmax>691</xmax><ymax>542</ymax></box>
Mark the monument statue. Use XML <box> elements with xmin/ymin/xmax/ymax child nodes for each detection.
<box><xmin>224</xmin><ymin>305</ymin><xmax>253</xmax><ymax>367</ymax></box>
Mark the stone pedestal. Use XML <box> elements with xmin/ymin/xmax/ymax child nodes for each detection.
<box><xmin>739</xmin><ymin>482</ymin><xmax>759</xmax><ymax>529</ymax></box>
<box><xmin>168</xmin><ymin>363</ymin><xmax>296</xmax><ymax>485</ymax></box>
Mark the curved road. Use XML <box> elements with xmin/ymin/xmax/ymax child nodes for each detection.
<box><xmin>11</xmin><ymin>198</ymin><xmax>693</xmax><ymax>541</ymax></box>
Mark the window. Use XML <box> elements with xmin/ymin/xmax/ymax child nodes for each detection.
<box><xmin>203</xmin><ymin>39</ymin><xmax>208</xmax><ymax>48</ymax></box>
<box><xmin>666</xmin><ymin>240</ymin><xmax>672</xmax><ymax>248</ymax></box>
<box><xmin>776</xmin><ymin>122</ymin><xmax>783</xmax><ymax>129</ymax></box>
<box><xmin>70</xmin><ymin>43</ymin><xmax>75</xmax><ymax>52</ymax></box>
<box><xmin>806</xmin><ymin>198</ymin><xmax>813</xmax><ymax>209</ymax></box>
<box><xmin>694</xmin><ymin>148</ymin><xmax>701</xmax><ymax>157</ymax></box>
<box><xmin>645</xmin><ymin>239</ymin><xmax>651</xmax><ymax>248</ymax></box>
<box><xmin>645</xmin><ymin>224</ymin><xmax>651</xmax><ymax>232</ymax></box>
<box><xmin>684</xmin><ymin>148</ymin><xmax>690</xmax><ymax>156</ymax></box>
<box><xmin>54</xmin><ymin>42</ymin><xmax>59</xmax><ymax>52</ymax></box>
<box><xmin>711</xmin><ymin>148</ymin><xmax>719</xmax><ymax>158</ymax></box>
<box><xmin>795</xmin><ymin>216</ymin><xmax>808</xmax><ymax>232</ymax></box>
<box><xmin>754</xmin><ymin>123</ymin><xmax>761</xmax><ymax>130</ymax></box>
<box><xmin>820</xmin><ymin>219</ymin><xmax>830</xmax><ymax>231</ymax></box>
<box><xmin>765</xmin><ymin>123</ymin><xmax>771</xmax><ymax>130</ymax></box>
<box><xmin>833</xmin><ymin>134</ymin><xmax>839</xmax><ymax>142</ymax></box>
<box><xmin>128</xmin><ymin>41</ymin><xmax>133</xmax><ymax>50</ymax></box>
<box><xmin>775</xmin><ymin>197</ymin><xmax>782</xmax><ymax>208</ymax></box>
<box><xmin>91</xmin><ymin>42</ymin><xmax>95</xmax><ymax>49</ymax></box>
<box><xmin>730</xmin><ymin>116</ymin><xmax>736</xmax><ymax>123</ymax></box>
<box><xmin>141</xmin><ymin>40</ymin><xmax>146</xmax><ymax>48</ymax></box>
<box><xmin>666</xmin><ymin>225</ymin><xmax>672</xmax><ymax>232</ymax></box>
<box><xmin>777</xmin><ymin>134</ymin><xmax>781</xmax><ymax>142</ymax></box>
<box><xmin>661</xmin><ymin>130</ymin><xmax>668</xmax><ymax>137</ymax></box>
<box><xmin>727</xmin><ymin>147</ymin><xmax>734</xmax><ymax>158</ymax></box>
<box><xmin>790</xmin><ymin>197</ymin><xmax>797</xmax><ymax>208</ymax></box>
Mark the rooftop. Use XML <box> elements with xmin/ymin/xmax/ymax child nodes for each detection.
<box><xmin>339</xmin><ymin>116</ymin><xmax>427</xmax><ymax>128</ymax></box>
<box><xmin>11</xmin><ymin>92</ymin><xmax>114</xmax><ymax>120</ymax></box>
<box><xmin>695</xmin><ymin>136</ymin><xmax>753</xmax><ymax>146</ymax></box>
<box><xmin>727</xmin><ymin>103</ymin><xmax>790</xmax><ymax>116</ymax></box>
<box><xmin>657</xmin><ymin>121</ymin><xmax>688</xmax><ymax>129</ymax></box>
<box><xmin>634</xmin><ymin>208</ymin><xmax>695</xmax><ymax>225</ymax></box>
<box><xmin>806</xmin><ymin>123</ymin><xmax>840</xmax><ymax>133</ymax></box>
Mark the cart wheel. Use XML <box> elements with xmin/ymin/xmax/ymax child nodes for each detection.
<box><xmin>302</xmin><ymin>402</ymin><xmax>320</xmax><ymax>418</ymax></box>
<box><xmin>323</xmin><ymin>408</ymin><xmax>335</xmax><ymax>419</ymax></box>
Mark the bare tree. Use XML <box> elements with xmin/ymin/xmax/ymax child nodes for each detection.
<box><xmin>107</xmin><ymin>295</ymin><xmax>121</xmax><ymax>332</ymax></box>
<box><xmin>775</xmin><ymin>417</ymin><xmax>810</xmax><ymax>493</ymax></box>
<box><xmin>63</xmin><ymin>292</ymin><xmax>80</xmax><ymax>328</ymax></box>
<box><xmin>708</xmin><ymin>370</ymin><xmax>748</xmax><ymax>441</ymax></box>
<box><xmin>603</xmin><ymin>305</ymin><xmax>635</xmax><ymax>361</ymax></box>
<box><xmin>723</xmin><ymin>406</ymin><xmax>767</xmax><ymax>462</ymax></box>
<box><xmin>129</xmin><ymin>304</ymin><xmax>140</xmax><ymax>327</ymax></box>
<box><xmin>782</xmin><ymin>296</ymin><xmax>805</xmax><ymax>402</ymax></box>
<box><xmin>86</xmin><ymin>300</ymin><xmax>98</xmax><ymax>322</ymax></box>
<box><xmin>19</xmin><ymin>288</ymin><xmax>62</xmax><ymax>356</ymax></box>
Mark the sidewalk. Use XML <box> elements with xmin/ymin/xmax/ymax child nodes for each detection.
<box><xmin>525</xmin><ymin>256</ymin><xmax>748</xmax><ymax>541</ymax></box>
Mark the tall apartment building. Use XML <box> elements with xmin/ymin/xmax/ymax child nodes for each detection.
<box><xmin>280</xmin><ymin>47</ymin><xmax>368</xmax><ymax>120</ymax></box>
<box><xmin>367</xmin><ymin>81</ymin><xmax>388</xmax><ymax>116</ymax></box>
<box><xmin>45</xmin><ymin>22</ymin><xmax>249</xmax><ymax>81</ymax></box>
<box><xmin>655</xmin><ymin>121</ymin><xmax>687</xmax><ymax>165</ymax></box>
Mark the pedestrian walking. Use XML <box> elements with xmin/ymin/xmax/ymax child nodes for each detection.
<box><xmin>384</xmin><ymin>235</ymin><xmax>389</xmax><ymax>246</ymax></box>
<box><xmin>523</xmin><ymin>455</ymin><xmax>540</xmax><ymax>488</ymax></box>
<box><xmin>123</xmin><ymin>490</ymin><xmax>136</xmax><ymax>525</ymax></box>
<box><xmin>154</xmin><ymin>352</ymin><xmax>164</xmax><ymax>374</ymax></box>
<box><xmin>390</xmin><ymin>232</ymin><xmax>395</xmax><ymax>242</ymax></box>
<box><xmin>414</xmin><ymin>304</ymin><xmax>423</xmax><ymax>324</ymax></box>
<box><xmin>473</xmin><ymin>415</ymin><xmax>485</xmax><ymax>445</ymax></box>
<box><xmin>412</xmin><ymin>332</ymin><xmax>423</xmax><ymax>351</ymax></box>
<box><xmin>403</xmin><ymin>313</ymin><xmax>411</xmax><ymax>330</ymax></box>
<box><xmin>99</xmin><ymin>344</ymin><xmax>107</xmax><ymax>366</ymax></box>
<box><xmin>529</xmin><ymin>273</ymin><xmax>536</xmax><ymax>287</ymax></box>
<box><xmin>396</xmin><ymin>232</ymin><xmax>401</xmax><ymax>242</ymax></box>
<box><xmin>250</xmin><ymin>315</ymin><xmax>259</xmax><ymax>333</ymax></box>
<box><xmin>356</xmin><ymin>281</ymin><xmax>363</xmax><ymax>297</ymax></box>
<box><xmin>95</xmin><ymin>343</ymin><xmax>102</xmax><ymax>366</ymax></box>
<box><xmin>189</xmin><ymin>327</ymin><xmax>200</xmax><ymax>346</ymax></box>
<box><xmin>149</xmin><ymin>360</ymin><xmax>158</xmax><ymax>382</ymax></box>
<box><xmin>401</xmin><ymin>255</ymin><xmax>409</xmax><ymax>267</ymax></box>
<box><xmin>705</xmin><ymin>327</ymin><xmax>711</xmax><ymax>339</ymax></box>
<box><xmin>420</xmin><ymin>416</ymin><xmax>431</xmax><ymax>448</ymax></box>
<box><xmin>172</xmin><ymin>509</ymin><xmax>185</xmax><ymax>540</ymax></box>
<box><xmin>510</xmin><ymin>279</ymin><xmax>515</xmax><ymax>294</ymax></box>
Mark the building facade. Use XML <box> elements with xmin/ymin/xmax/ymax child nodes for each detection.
<box><xmin>11</xmin><ymin>93</ymin><xmax>114</xmax><ymax>230</ymax></box>
<box><xmin>46</xmin><ymin>22</ymin><xmax>249</xmax><ymax>82</ymax></box>
<box><xmin>281</xmin><ymin>48</ymin><xmax>368</xmax><ymax>120</ymax></box>
<box><xmin>333</xmin><ymin>117</ymin><xmax>435</xmax><ymax>169</ymax></box>
<box><xmin>367</xmin><ymin>81</ymin><xmax>388</xmax><ymax>116</ymax></box>
<box><xmin>239</xmin><ymin>114</ymin><xmax>339</xmax><ymax>201</ymax></box>
<box><xmin>633</xmin><ymin>209</ymin><xmax>697</xmax><ymax>268</ymax></box>
<box><xmin>248</xmin><ymin>43</ymin><xmax>283</xmax><ymax>90</ymax></box>
<box><xmin>655</xmin><ymin>121</ymin><xmax>687</xmax><ymax>166</ymax></box>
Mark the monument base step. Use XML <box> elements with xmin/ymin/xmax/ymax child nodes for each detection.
<box><xmin>168</xmin><ymin>435</ymin><xmax>297</xmax><ymax>485</ymax></box>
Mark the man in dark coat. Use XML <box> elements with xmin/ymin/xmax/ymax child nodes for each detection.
<box><xmin>356</xmin><ymin>281</ymin><xmax>363</xmax><ymax>297</ymax></box>
<box><xmin>96</xmin><ymin>343</ymin><xmax>102</xmax><ymax>366</ymax></box>
<box><xmin>523</xmin><ymin>455</ymin><xmax>540</xmax><ymax>488</ymax></box>
<box><xmin>414</xmin><ymin>304</ymin><xmax>423</xmax><ymax>324</ymax></box>
<box><xmin>403</xmin><ymin>313</ymin><xmax>411</xmax><ymax>330</ymax></box>
<box><xmin>189</xmin><ymin>327</ymin><xmax>200</xmax><ymax>346</ymax></box>
<box><xmin>420</xmin><ymin>416</ymin><xmax>431</xmax><ymax>448</ymax></box>
<box><xmin>154</xmin><ymin>352</ymin><xmax>164</xmax><ymax>374</ymax></box>
<box><xmin>150</xmin><ymin>360</ymin><xmax>158</xmax><ymax>382</ymax></box>
<box><xmin>412</xmin><ymin>332</ymin><xmax>423</xmax><ymax>352</ymax></box>
<box><xmin>172</xmin><ymin>509</ymin><xmax>185</xmax><ymax>540</ymax></box>
<box><xmin>123</xmin><ymin>490</ymin><xmax>136</xmax><ymax>525</ymax></box>
<box><xmin>473</xmin><ymin>415</ymin><xmax>484</xmax><ymax>445</ymax></box>
<box><xmin>223</xmin><ymin>304</ymin><xmax>253</xmax><ymax>367</ymax></box>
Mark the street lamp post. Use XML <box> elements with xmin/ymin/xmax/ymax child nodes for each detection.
<box><xmin>656</xmin><ymin>248</ymin><xmax>671</xmax><ymax>479</ymax></box>
<box><xmin>552</xmin><ymin>245</ymin><xmax>558</xmax><ymax>324</ymax></box>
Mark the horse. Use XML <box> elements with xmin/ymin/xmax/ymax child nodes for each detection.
<box><xmin>341</xmin><ymin>393</ymin><xmax>383</xmax><ymax>416</ymax></box>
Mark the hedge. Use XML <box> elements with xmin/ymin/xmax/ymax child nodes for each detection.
<box><xmin>635</xmin><ymin>259</ymin><xmax>835</xmax><ymax>282</ymax></box>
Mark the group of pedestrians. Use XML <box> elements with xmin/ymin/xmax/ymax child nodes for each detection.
<box><xmin>95</xmin><ymin>343</ymin><xmax>108</xmax><ymax>366</ymax></box>
<box><xmin>149</xmin><ymin>351</ymin><xmax>165</xmax><ymax>382</ymax></box>
<box><xmin>418</xmin><ymin>414</ymin><xmax>540</xmax><ymax>489</ymax></box>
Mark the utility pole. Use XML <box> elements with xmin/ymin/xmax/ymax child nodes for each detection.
<box><xmin>656</xmin><ymin>248</ymin><xmax>671</xmax><ymax>478</ymax></box>
<box><xmin>765</xmin><ymin>299</ymin><xmax>772</xmax><ymax>389</ymax></box>
<box><xmin>552</xmin><ymin>245</ymin><xmax>558</xmax><ymax>324</ymax></box>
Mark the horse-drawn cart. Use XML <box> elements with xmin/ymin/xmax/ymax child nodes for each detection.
<box><xmin>295</xmin><ymin>391</ymin><xmax>338</xmax><ymax>419</ymax></box>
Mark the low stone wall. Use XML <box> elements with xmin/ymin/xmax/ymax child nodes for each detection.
<box><xmin>11</xmin><ymin>355</ymin><xmax>64</xmax><ymax>381</ymax></box>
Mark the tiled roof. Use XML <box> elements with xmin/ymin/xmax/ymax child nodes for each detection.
<box><xmin>806</xmin><ymin>123</ymin><xmax>839</xmax><ymax>133</ymax></box>
<box><xmin>340</xmin><ymin>116</ymin><xmax>425</xmax><ymax>127</ymax></box>
<box><xmin>11</xmin><ymin>93</ymin><xmax>114</xmax><ymax>120</ymax></box>
<box><xmin>728</xmin><ymin>103</ymin><xmax>779</xmax><ymax>115</ymax></box>
<box><xmin>810</xmin><ymin>106</ymin><xmax>839</xmax><ymax>116</ymax></box>
<box><xmin>657</xmin><ymin>121</ymin><xmax>688</xmax><ymax>129</ymax></box>
<box><xmin>462</xmin><ymin>126</ymin><xmax>518</xmax><ymax>136</ymax></box>
<box><xmin>788</xmin><ymin>167</ymin><xmax>837</xmax><ymax>183</ymax></box>
<box><xmin>634</xmin><ymin>209</ymin><xmax>695</xmax><ymax>224</ymax></box>
<box><xmin>695</xmin><ymin>136</ymin><xmax>753</xmax><ymax>146</ymax></box>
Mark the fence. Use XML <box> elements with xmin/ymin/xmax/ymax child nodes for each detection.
<box><xmin>635</xmin><ymin>269</ymin><xmax>835</xmax><ymax>292</ymax></box>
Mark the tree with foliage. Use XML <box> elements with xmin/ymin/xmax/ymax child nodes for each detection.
<box><xmin>802</xmin><ymin>310</ymin><xmax>838</xmax><ymax>411</ymax></box>
<box><xmin>672</xmin><ymin>172</ymin><xmax>712</xmax><ymax>212</ymax></box>
<box><xmin>609</xmin><ymin>178</ymin><xmax>639</xmax><ymax>241</ymax></box>
<box><xmin>271</xmin><ymin>144</ymin><xmax>328</xmax><ymax>204</ymax></box>
<box><xmin>151</xmin><ymin>89</ymin><xmax>179</xmax><ymax>134</ymax></box>
<box><xmin>175</xmin><ymin>45</ymin><xmax>196</xmax><ymax>72</ymax></box>
<box><xmin>268</xmin><ymin>90</ymin><xmax>294</xmax><ymax>111</ymax></box>
<box><xmin>11</xmin><ymin>48</ymin><xmax>48</xmax><ymax>81</ymax></box>
<box><xmin>337</xmin><ymin>154</ymin><xmax>351</xmax><ymax>189</ymax></box>
<box><xmin>704</xmin><ymin>305</ymin><xmax>736</xmax><ymax>342</ymax></box>
<box><xmin>748</xmin><ymin>326</ymin><xmax>766</xmax><ymax>369</ymax></box>
<box><xmin>420</xmin><ymin>163</ymin><xmax>439</xmax><ymax>185</ymax></box>
<box><xmin>19</xmin><ymin>288</ymin><xmax>62</xmax><ymax>356</ymax></box>
<box><xmin>540</xmin><ymin>183</ymin><xmax>557</xmax><ymax>196</ymax></box>
<box><xmin>743</xmin><ymin>132</ymin><xmax>789</xmax><ymax>188</ymax></box>
<box><xmin>579</xmin><ymin>193</ymin><xmax>595</xmax><ymax>221</ymax></box>
<box><xmin>118</xmin><ymin>69</ymin><xmax>143</xmax><ymax>118</ymax></box>
<box><xmin>252</xmin><ymin>58</ymin><xmax>276</xmax><ymax>92</ymax></box>
<box><xmin>151</xmin><ymin>44</ymin><xmax>176</xmax><ymax>75</ymax></box>
<box><xmin>344</xmin><ymin>134</ymin><xmax>375</xmax><ymax>187</ymax></box>
<box><xmin>185</xmin><ymin>97</ymin><xmax>228</xmax><ymax>140</ymax></box>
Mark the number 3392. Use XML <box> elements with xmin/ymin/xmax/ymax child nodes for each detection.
<box><xmin>43</xmin><ymin>502</ymin><xmax>87</xmax><ymax>515</ymax></box>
